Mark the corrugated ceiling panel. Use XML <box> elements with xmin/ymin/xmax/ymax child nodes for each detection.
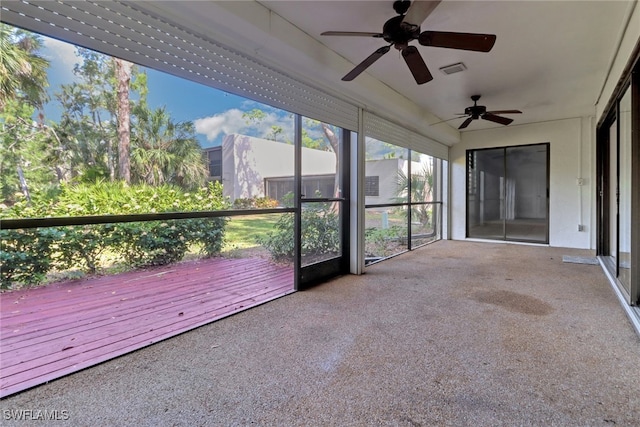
<box><xmin>363</xmin><ymin>111</ymin><xmax>449</xmax><ymax>160</ymax></box>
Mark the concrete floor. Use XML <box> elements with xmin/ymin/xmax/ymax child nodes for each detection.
<box><xmin>1</xmin><ymin>240</ymin><xmax>638</xmax><ymax>426</ymax></box>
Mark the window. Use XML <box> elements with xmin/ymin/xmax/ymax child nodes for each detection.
<box><xmin>206</xmin><ymin>147</ymin><xmax>222</xmax><ymax>180</ymax></box>
<box><xmin>265</xmin><ymin>175</ymin><xmax>336</xmax><ymax>205</ymax></box>
<box><xmin>365</xmin><ymin>176</ymin><xmax>380</xmax><ymax>197</ymax></box>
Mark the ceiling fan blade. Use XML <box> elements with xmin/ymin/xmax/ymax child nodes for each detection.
<box><xmin>418</xmin><ymin>31</ymin><xmax>496</xmax><ymax>52</ymax></box>
<box><xmin>482</xmin><ymin>113</ymin><xmax>513</xmax><ymax>126</ymax></box>
<box><xmin>459</xmin><ymin>117</ymin><xmax>474</xmax><ymax>129</ymax></box>
<box><xmin>342</xmin><ymin>45</ymin><xmax>391</xmax><ymax>81</ymax></box>
<box><xmin>401</xmin><ymin>46</ymin><xmax>433</xmax><ymax>85</ymax></box>
<box><xmin>321</xmin><ymin>31</ymin><xmax>384</xmax><ymax>38</ymax></box>
<box><xmin>486</xmin><ymin>110</ymin><xmax>522</xmax><ymax>115</ymax></box>
<box><xmin>402</xmin><ymin>0</ymin><xmax>442</xmax><ymax>30</ymax></box>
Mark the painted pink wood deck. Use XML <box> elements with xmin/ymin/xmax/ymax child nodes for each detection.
<box><xmin>0</xmin><ymin>257</ymin><xmax>294</xmax><ymax>398</ymax></box>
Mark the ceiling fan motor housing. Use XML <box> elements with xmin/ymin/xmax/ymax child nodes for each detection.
<box><xmin>465</xmin><ymin>105</ymin><xmax>486</xmax><ymax>117</ymax></box>
<box><xmin>383</xmin><ymin>15</ymin><xmax>420</xmax><ymax>48</ymax></box>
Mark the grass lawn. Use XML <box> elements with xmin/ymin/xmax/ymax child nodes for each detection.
<box><xmin>223</xmin><ymin>213</ymin><xmax>281</xmax><ymax>250</ymax></box>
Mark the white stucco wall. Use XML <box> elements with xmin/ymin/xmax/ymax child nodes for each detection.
<box><xmin>365</xmin><ymin>159</ymin><xmax>406</xmax><ymax>205</ymax></box>
<box><xmin>449</xmin><ymin>117</ymin><xmax>595</xmax><ymax>249</ymax></box>
<box><xmin>222</xmin><ymin>134</ymin><xmax>336</xmax><ymax>200</ymax></box>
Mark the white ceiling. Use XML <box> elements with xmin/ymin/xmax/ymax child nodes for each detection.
<box><xmin>145</xmin><ymin>0</ymin><xmax>635</xmax><ymax>142</ymax></box>
<box><xmin>258</xmin><ymin>0</ymin><xmax>632</xmax><ymax>130</ymax></box>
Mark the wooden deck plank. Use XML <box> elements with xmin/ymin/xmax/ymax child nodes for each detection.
<box><xmin>0</xmin><ymin>287</ymin><xmax>293</xmax><ymax>399</ymax></box>
<box><xmin>1</xmin><ymin>258</ymin><xmax>287</xmax><ymax>324</ymax></box>
<box><xmin>0</xmin><ymin>259</ymin><xmax>269</xmax><ymax>316</ymax></box>
<box><xmin>1</xmin><ymin>271</ymin><xmax>292</xmax><ymax>362</ymax></box>
<box><xmin>1</xmin><ymin>281</ymin><xmax>291</xmax><ymax>377</ymax></box>
<box><xmin>0</xmin><ymin>257</ymin><xmax>293</xmax><ymax>398</ymax></box>
<box><xmin>1</xmin><ymin>258</ymin><xmax>279</xmax><ymax>320</ymax></box>
<box><xmin>3</xmin><ymin>274</ymin><xmax>292</xmax><ymax>394</ymax></box>
<box><xmin>1</xmin><ymin>261</ymin><xmax>289</xmax><ymax>336</ymax></box>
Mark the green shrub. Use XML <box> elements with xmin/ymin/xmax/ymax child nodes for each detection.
<box><xmin>232</xmin><ymin>198</ymin><xmax>255</xmax><ymax>209</ymax></box>
<box><xmin>113</xmin><ymin>220</ymin><xmax>190</xmax><ymax>267</ymax></box>
<box><xmin>259</xmin><ymin>199</ymin><xmax>340</xmax><ymax>262</ymax></box>
<box><xmin>185</xmin><ymin>217</ymin><xmax>227</xmax><ymax>256</ymax></box>
<box><xmin>233</xmin><ymin>196</ymin><xmax>279</xmax><ymax>209</ymax></box>
<box><xmin>0</xmin><ymin>228</ymin><xmax>64</xmax><ymax>289</ymax></box>
<box><xmin>0</xmin><ymin>181</ymin><xmax>229</xmax><ymax>288</ymax></box>
<box><xmin>255</xmin><ymin>197</ymin><xmax>279</xmax><ymax>208</ymax></box>
<box><xmin>364</xmin><ymin>225</ymin><xmax>407</xmax><ymax>258</ymax></box>
<box><xmin>258</xmin><ymin>213</ymin><xmax>295</xmax><ymax>261</ymax></box>
<box><xmin>55</xmin><ymin>224</ymin><xmax>117</xmax><ymax>274</ymax></box>
<box><xmin>300</xmin><ymin>203</ymin><xmax>341</xmax><ymax>257</ymax></box>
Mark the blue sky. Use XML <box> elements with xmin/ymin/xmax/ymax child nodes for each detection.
<box><xmin>39</xmin><ymin>34</ymin><xmax>295</xmax><ymax>148</ymax></box>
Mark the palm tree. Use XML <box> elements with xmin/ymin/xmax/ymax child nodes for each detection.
<box><xmin>0</xmin><ymin>24</ymin><xmax>49</xmax><ymax>109</ymax></box>
<box><xmin>130</xmin><ymin>105</ymin><xmax>207</xmax><ymax>188</ymax></box>
<box><xmin>0</xmin><ymin>24</ymin><xmax>50</xmax><ymax>203</ymax></box>
<box><xmin>396</xmin><ymin>161</ymin><xmax>434</xmax><ymax>226</ymax></box>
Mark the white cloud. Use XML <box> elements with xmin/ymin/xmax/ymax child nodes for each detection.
<box><xmin>194</xmin><ymin>108</ymin><xmax>294</xmax><ymax>143</ymax></box>
<box><xmin>43</xmin><ymin>37</ymin><xmax>78</xmax><ymax>64</ymax></box>
<box><xmin>42</xmin><ymin>36</ymin><xmax>80</xmax><ymax>83</ymax></box>
<box><xmin>194</xmin><ymin>109</ymin><xmax>248</xmax><ymax>142</ymax></box>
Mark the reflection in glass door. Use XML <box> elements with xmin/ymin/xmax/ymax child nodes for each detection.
<box><xmin>466</xmin><ymin>144</ymin><xmax>549</xmax><ymax>243</ymax></box>
<box><xmin>608</xmin><ymin>120</ymin><xmax>619</xmax><ymax>275</ymax></box>
<box><xmin>597</xmin><ymin>51</ymin><xmax>638</xmax><ymax>307</ymax></box>
<box><xmin>618</xmin><ymin>87</ymin><xmax>632</xmax><ymax>293</ymax></box>
<box><xmin>467</xmin><ymin>148</ymin><xmax>505</xmax><ymax>240</ymax></box>
<box><xmin>603</xmin><ymin>86</ymin><xmax>632</xmax><ymax>296</ymax></box>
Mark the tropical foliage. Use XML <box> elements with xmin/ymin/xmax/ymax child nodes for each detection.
<box><xmin>1</xmin><ymin>182</ymin><xmax>228</xmax><ymax>289</ymax></box>
<box><xmin>0</xmin><ymin>25</ymin><xmax>53</xmax><ymax>204</ymax></box>
<box><xmin>396</xmin><ymin>162</ymin><xmax>434</xmax><ymax>226</ymax></box>
<box><xmin>0</xmin><ymin>24</ymin><xmax>49</xmax><ymax>110</ymax></box>
<box><xmin>258</xmin><ymin>192</ymin><xmax>340</xmax><ymax>262</ymax></box>
<box><xmin>1</xmin><ymin>27</ymin><xmax>208</xmax><ymax>208</ymax></box>
<box><xmin>130</xmin><ymin>106</ymin><xmax>207</xmax><ymax>188</ymax></box>
<box><xmin>0</xmin><ymin>25</ymin><xmax>226</xmax><ymax>288</ymax></box>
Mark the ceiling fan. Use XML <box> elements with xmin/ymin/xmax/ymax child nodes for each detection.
<box><xmin>321</xmin><ymin>0</ymin><xmax>496</xmax><ymax>84</ymax></box>
<box><xmin>440</xmin><ymin>95</ymin><xmax>522</xmax><ymax>129</ymax></box>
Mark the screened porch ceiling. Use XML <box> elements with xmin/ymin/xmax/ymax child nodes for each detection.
<box><xmin>138</xmin><ymin>0</ymin><xmax>634</xmax><ymax>145</ymax></box>
<box><xmin>2</xmin><ymin>1</ymin><xmax>635</xmax><ymax>147</ymax></box>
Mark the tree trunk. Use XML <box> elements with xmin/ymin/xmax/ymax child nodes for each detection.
<box><xmin>16</xmin><ymin>164</ymin><xmax>31</xmax><ymax>202</ymax></box>
<box><xmin>321</xmin><ymin>123</ymin><xmax>341</xmax><ymax>198</ymax></box>
<box><xmin>321</xmin><ymin>123</ymin><xmax>342</xmax><ymax>214</ymax></box>
<box><xmin>115</xmin><ymin>58</ymin><xmax>132</xmax><ymax>184</ymax></box>
<box><xmin>107</xmin><ymin>138</ymin><xmax>115</xmax><ymax>181</ymax></box>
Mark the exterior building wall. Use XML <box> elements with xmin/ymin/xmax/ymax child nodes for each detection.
<box><xmin>221</xmin><ymin>134</ymin><xmax>335</xmax><ymax>201</ymax></box>
<box><xmin>217</xmin><ymin>135</ymin><xmax>432</xmax><ymax>208</ymax></box>
<box><xmin>364</xmin><ymin>159</ymin><xmax>406</xmax><ymax>206</ymax></box>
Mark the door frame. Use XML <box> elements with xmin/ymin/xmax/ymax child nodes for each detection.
<box><xmin>295</xmin><ymin>116</ymin><xmax>351</xmax><ymax>291</ymax></box>
<box><xmin>596</xmin><ymin>66</ymin><xmax>639</xmax><ymax>305</ymax></box>
<box><xmin>465</xmin><ymin>142</ymin><xmax>550</xmax><ymax>244</ymax></box>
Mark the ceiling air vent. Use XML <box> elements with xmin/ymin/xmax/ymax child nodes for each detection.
<box><xmin>439</xmin><ymin>62</ymin><xmax>467</xmax><ymax>75</ymax></box>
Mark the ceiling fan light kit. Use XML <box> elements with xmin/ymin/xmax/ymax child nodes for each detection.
<box><xmin>321</xmin><ymin>0</ymin><xmax>496</xmax><ymax>85</ymax></box>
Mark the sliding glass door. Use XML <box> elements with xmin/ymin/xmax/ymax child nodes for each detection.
<box><xmin>600</xmin><ymin>86</ymin><xmax>632</xmax><ymax>298</ymax></box>
<box><xmin>466</xmin><ymin>144</ymin><xmax>549</xmax><ymax>243</ymax></box>
<box><xmin>619</xmin><ymin>87</ymin><xmax>632</xmax><ymax>293</ymax></box>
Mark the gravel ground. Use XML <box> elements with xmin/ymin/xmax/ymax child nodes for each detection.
<box><xmin>1</xmin><ymin>240</ymin><xmax>639</xmax><ymax>426</ymax></box>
